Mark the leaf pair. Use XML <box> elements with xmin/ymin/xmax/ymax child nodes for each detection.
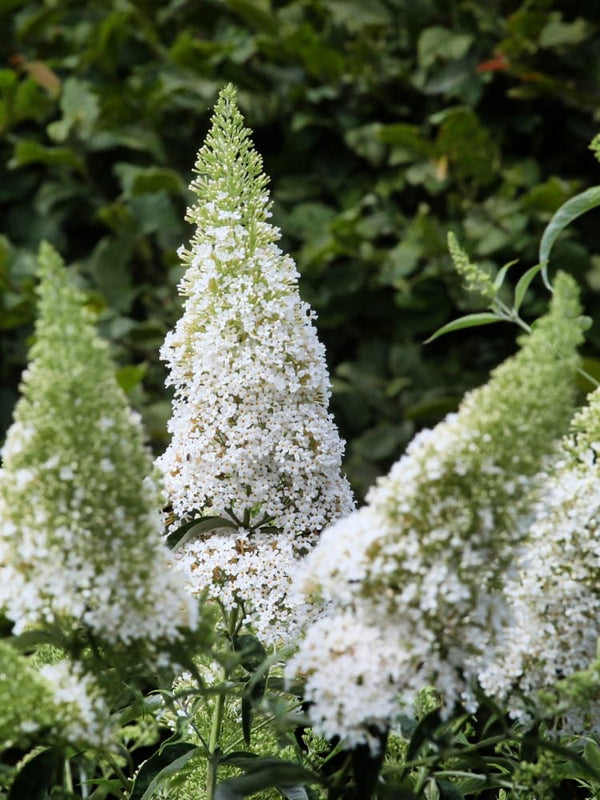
<box><xmin>426</xmin><ymin>183</ymin><xmax>600</xmax><ymax>344</ymax></box>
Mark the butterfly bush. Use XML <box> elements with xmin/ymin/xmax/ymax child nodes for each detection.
<box><xmin>0</xmin><ymin>642</ymin><xmax>111</xmax><ymax>750</ymax></box>
<box><xmin>0</xmin><ymin>243</ymin><xmax>197</xmax><ymax>649</ymax></box>
<box><xmin>479</xmin><ymin>384</ymin><xmax>600</xmax><ymax>729</ymax></box>
<box><xmin>288</xmin><ymin>272</ymin><xmax>585</xmax><ymax>749</ymax></box>
<box><xmin>157</xmin><ymin>85</ymin><xmax>354</xmax><ymax>643</ymax></box>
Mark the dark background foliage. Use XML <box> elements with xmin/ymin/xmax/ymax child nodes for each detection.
<box><xmin>2</xmin><ymin>0</ymin><xmax>600</xmax><ymax>496</ymax></box>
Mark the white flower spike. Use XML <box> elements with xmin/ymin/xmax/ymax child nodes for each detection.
<box><xmin>290</xmin><ymin>271</ymin><xmax>585</xmax><ymax>747</ymax></box>
<box><xmin>0</xmin><ymin>243</ymin><xmax>198</xmax><ymax>650</ymax></box>
<box><xmin>157</xmin><ymin>85</ymin><xmax>354</xmax><ymax>642</ymax></box>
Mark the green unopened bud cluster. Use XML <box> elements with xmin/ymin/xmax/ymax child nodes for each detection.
<box><xmin>447</xmin><ymin>231</ymin><xmax>496</xmax><ymax>301</ymax></box>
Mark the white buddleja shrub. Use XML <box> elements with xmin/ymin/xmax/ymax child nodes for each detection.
<box><xmin>288</xmin><ymin>272</ymin><xmax>585</xmax><ymax>749</ymax></box>
<box><xmin>0</xmin><ymin>243</ymin><xmax>198</xmax><ymax>649</ymax></box>
<box><xmin>157</xmin><ymin>85</ymin><xmax>354</xmax><ymax>643</ymax></box>
<box><xmin>0</xmin><ymin>642</ymin><xmax>111</xmax><ymax>750</ymax></box>
<box><xmin>479</xmin><ymin>384</ymin><xmax>600</xmax><ymax>729</ymax></box>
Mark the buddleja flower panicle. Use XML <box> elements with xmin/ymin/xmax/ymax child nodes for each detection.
<box><xmin>288</xmin><ymin>272</ymin><xmax>585</xmax><ymax>748</ymax></box>
<box><xmin>0</xmin><ymin>642</ymin><xmax>112</xmax><ymax>750</ymax></box>
<box><xmin>157</xmin><ymin>85</ymin><xmax>354</xmax><ymax>643</ymax></box>
<box><xmin>0</xmin><ymin>243</ymin><xmax>197</xmax><ymax>651</ymax></box>
<box><xmin>479</xmin><ymin>384</ymin><xmax>600</xmax><ymax>731</ymax></box>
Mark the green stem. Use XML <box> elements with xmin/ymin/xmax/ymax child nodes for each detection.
<box><xmin>63</xmin><ymin>757</ymin><xmax>74</xmax><ymax>793</ymax></box>
<box><xmin>433</xmin><ymin>769</ymin><xmax>514</xmax><ymax>788</ymax></box>
<box><xmin>107</xmin><ymin>755</ymin><xmax>132</xmax><ymax>794</ymax></box>
<box><xmin>225</xmin><ymin>700</ymin><xmax>302</xmax><ymax>753</ymax></box>
<box><xmin>390</xmin><ymin>733</ymin><xmax>514</xmax><ymax>775</ymax></box>
<box><xmin>328</xmin><ymin>753</ymin><xmax>353</xmax><ymax>799</ymax></box>
<box><xmin>414</xmin><ymin>766</ymin><xmax>429</xmax><ymax>794</ymax></box>
<box><xmin>577</xmin><ymin>366</ymin><xmax>600</xmax><ymax>389</ymax></box>
<box><xmin>206</xmin><ymin>689</ymin><xmax>227</xmax><ymax>800</ymax></box>
<box><xmin>206</xmin><ymin>603</ymin><xmax>241</xmax><ymax>800</ymax></box>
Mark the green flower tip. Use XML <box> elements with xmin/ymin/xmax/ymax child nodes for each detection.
<box><xmin>188</xmin><ymin>80</ymin><xmax>271</xmax><ymax>244</ymax></box>
<box><xmin>210</xmin><ymin>83</ymin><xmax>241</xmax><ymax>128</ymax></box>
<box><xmin>521</xmin><ymin>270</ymin><xmax>584</xmax><ymax>363</ymax></box>
<box><xmin>33</xmin><ymin>242</ymin><xmax>95</xmax><ymax>335</ymax></box>
<box><xmin>546</xmin><ymin>270</ymin><xmax>584</xmax><ymax>324</ymax></box>
<box><xmin>218</xmin><ymin>82</ymin><xmax>238</xmax><ymax>104</ymax></box>
<box><xmin>36</xmin><ymin>241</ymin><xmax>66</xmax><ymax>288</ymax></box>
<box><xmin>589</xmin><ymin>132</ymin><xmax>600</xmax><ymax>164</ymax></box>
<box><xmin>447</xmin><ymin>231</ymin><xmax>495</xmax><ymax>301</ymax></box>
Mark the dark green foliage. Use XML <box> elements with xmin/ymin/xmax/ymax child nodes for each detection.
<box><xmin>2</xmin><ymin>0</ymin><xmax>600</xmax><ymax>495</ymax></box>
<box><xmin>7</xmin><ymin>748</ymin><xmax>61</xmax><ymax>800</ymax></box>
<box><xmin>128</xmin><ymin>743</ymin><xmax>197</xmax><ymax>800</ymax></box>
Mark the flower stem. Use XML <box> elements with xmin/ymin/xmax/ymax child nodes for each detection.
<box><xmin>107</xmin><ymin>755</ymin><xmax>132</xmax><ymax>794</ymax></box>
<box><xmin>206</xmin><ymin>688</ymin><xmax>226</xmax><ymax>800</ymax></box>
<box><xmin>206</xmin><ymin>604</ymin><xmax>241</xmax><ymax>800</ymax></box>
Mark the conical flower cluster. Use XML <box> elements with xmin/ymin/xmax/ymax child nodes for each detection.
<box><xmin>288</xmin><ymin>272</ymin><xmax>585</xmax><ymax>748</ymax></box>
<box><xmin>0</xmin><ymin>642</ymin><xmax>110</xmax><ymax>750</ymax></box>
<box><xmin>0</xmin><ymin>243</ymin><xmax>197</xmax><ymax>647</ymax></box>
<box><xmin>479</xmin><ymin>385</ymin><xmax>600</xmax><ymax>729</ymax></box>
<box><xmin>157</xmin><ymin>86</ymin><xmax>354</xmax><ymax>642</ymax></box>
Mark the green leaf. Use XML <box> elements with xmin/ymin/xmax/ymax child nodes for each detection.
<box><xmin>113</xmin><ymin>163</ymin><xmax>186</xmax><ymax>197</ymax></box>
<box><xmin>0</xmin><ymin>69</ymin><xmax>18</xmax><ymax>92</ymax></box>
<box><xmin>377</xmin><ymin>123</ymin><xmax>427</xmax><ymax>152</ymax></box>
<box><xmin>352</xmin><ymin>736</ymin><xmax>387</xmax><ymax>799</ymax></box>
<box><xmin>9</xmin><ymin>625</ymin><xmax>68</xmax><ymax>651</ymax></box>
<box><xmin>88</xmin><ymin>126</ymin><xmax>166</xmax><ymax>161</ymax></box>
<box><xmin>234</xmin><ymin>634</ymin><xmax>267</xmax><ymax>673</ymax></box>
<box><xmin>376</xmin><ymin>780</ymin><xmax>420</xmax><ymax>799</ymax></box>
<box><xmin>115</xmin><ymin>362</ymin><xmax>148</xmax><ymax>394</ymax></box>
<box><xmin>224</xmin><ymin>0</ymin><xmax>278</xmax><ymax>34</ymax></box>
<box><xmin>520</xmin><ymin>728</ymin><xmax>539</xmax><ymax>762</ymax></box>
<box><xmin>435</xmin><ymin>108</ymin><xmax>496</xmax><ymax>186</ymax></box>
<box><xmin>424</xmin><ymin>313</ymin><xmax>502</xmax><ymax>344</ymax></box>
<box><xmin>406</xmin><ymin>708</ymin><xmax>442</xmax><ymax>762</ymax></box>
<box><xmin>539</xmin><ymin>185</ymin><xmax>600</xmax><ymax>288</ymax></box>
<box><xmin>513</xmin><ymin>263</ymin><xmax>542</xmax><ymax>312</ymax></box>
<box><xmin>354</xmin><ymin>424</ymin><xmax>409</xmax><ymax>460</ymax></box>
<box><xmin>539</xmin><ymin>13</ymin><xmax>592</xmax><ymax>48</ymax></box>
<box><xmin>87</xmin><ymin>235</ymin><xmax>135</xmax><ymax>313</ymax></box>
<box><xmin>404</xmin><ymin>396</ymin><xmax>459</xmax><ymax>422</ymax></box>
<box><xmin>279</xmin><ymin>787</ymin><xmax>309</xmax><ymax>800</ymax></box>
<box><xmin>584</xmin><ymin>741</ymin><xmax>600</xmax><ymax>774</ymax></box>
<box><xmin>219</xmin><ymin>752</ymin><xmax>260</xmax><ymax>769</ymax></box>
<box><xmin>214</xmin><ymin>761</ymin><xmax>321</xmax><ymax>800</ymax></box>
<box><xmin>129</xmin><ymin>743</ymin><xmax>197</xmax><ymax>800</ymax></box>
<box><xmin>493</xmin><ymin>259</ymin><xmax>518</xmax><ymax>290</ymax></box>
<box><xmin>166</xmin><ymin>515</ymin><xmax>238</xmax><ymax>549</ymax></box>
<box><xmin>8</xmin><ymin>748</ymin><xmax>61</xmax><ymax>800</ymax></box>
<box><xmin>241</xmin><ymin>694</ymin><xmax>253</xmax><ymax>746</ymax></box>
<box><xmin>11</xmin><ymin>140</ymin><xmax>83</xmax><ymax>170</ymax></box>
<box><xmin>418</xmin><ymin>27</ymin><xmax>473</xmax><ymax>69</ymax></box>
<box><xmin>47</xmin><ymin>77</ymin><xmax>99</xmax><ymax>142</ymax></box>
<box><xmin>437</xmin><ymin>780</ymin><xmax>465</xmax><ymax>800</ymax></box>
<box><xmin>327</xmin><ymin>0</ymin><xmax>393</xmax><ymax>32</ymax></box>
<box><xmin>535</xmin><ymin>736</ymin><xmax>600</xmax><ymax>781</ymax></box>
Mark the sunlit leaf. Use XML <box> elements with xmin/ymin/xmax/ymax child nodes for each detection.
<box><xmin>493</xmin><ymin>259</ymin><xmax>518</xmax><ymax>290</ymax></box>
<box><xmin>166</xmin><ymin>515</ymin><xmax>237</xmax><ymax>549</ymax></box>
<box><xmin>424</xmin><ymin>313</ymin><xmax>502</xmax><ymax>344</ymax></box>
<box><xmin>513</xmin><ymin>262</ymin><xmax>542</xmax><ymax>312</ymax></box>
<box><xmin>539</xmin><ymin>186</ymin><xmax>600</xmax><ymax>288</ymax></box>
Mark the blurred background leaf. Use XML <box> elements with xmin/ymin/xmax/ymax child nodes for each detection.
<box><xmin>2</xmin><ymin>0</ymin><xmax>600</xmax><ymax>498</ymax></box>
